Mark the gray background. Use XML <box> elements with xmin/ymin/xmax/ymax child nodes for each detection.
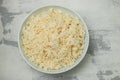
<box><xmin>0</xmin><ymin>0</ymin><xmax>120</xmax><ymax>80</ymax></box>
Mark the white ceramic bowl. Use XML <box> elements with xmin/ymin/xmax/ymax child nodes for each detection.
<box><xmin>18</xmin><ymin>6</ymin><xmax>89</xmax><ymax>74</ymax></box>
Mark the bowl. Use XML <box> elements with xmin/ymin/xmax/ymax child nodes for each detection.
<box><xmin>18</xmin><ymin>5</ymin><xmax>89</xmax><ymax>74</ymax></box>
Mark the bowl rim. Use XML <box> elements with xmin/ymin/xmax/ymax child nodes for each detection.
<box><xmin>18</xmin><ymin>5</ymin><xmax>89</xmax><ymax>74</ymax></box>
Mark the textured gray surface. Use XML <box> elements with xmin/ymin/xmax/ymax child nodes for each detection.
<box><xmin>0</xmin><ymin>0</ymin><xmax>120</xmax><ymax>80</ymax></box>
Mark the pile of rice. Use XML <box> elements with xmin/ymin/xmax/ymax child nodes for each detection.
<box><xmin>21</xmin><ymin>8</ymin><xmax>85</xmax><ymax>70</ymax></box>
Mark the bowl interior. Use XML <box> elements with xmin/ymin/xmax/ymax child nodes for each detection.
<box><xmin>18</xmin><ymin>6</ymin><xmax>89</xmax><ymax>74</ymax></box>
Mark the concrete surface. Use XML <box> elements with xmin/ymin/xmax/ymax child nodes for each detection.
<box><xmin>0</xmin><ymin>0</ymin><xmax>120</xmax><ymax>80</ymax></box>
